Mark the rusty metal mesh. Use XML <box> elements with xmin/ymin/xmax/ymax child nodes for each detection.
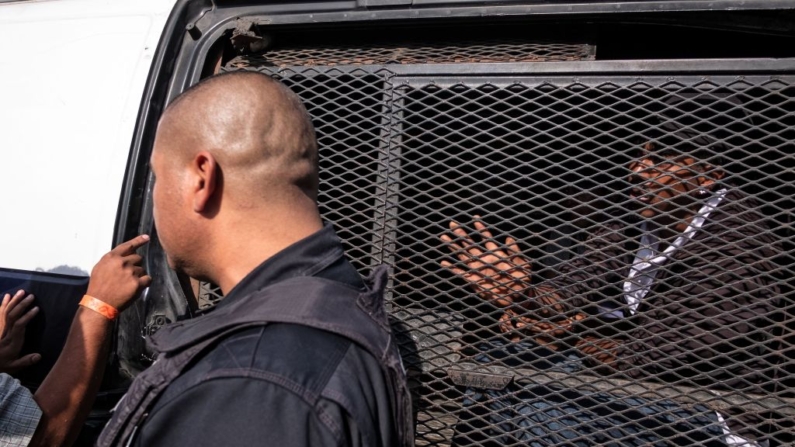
<box><xmin>225</xmin><ymin>41</ymin><xmax>595</xmax><ymax>68</ymax></box>
<box><xmin>217</xmin><ymin>56</ymin><xmax>795</xmax><ymax>446</ymax></box>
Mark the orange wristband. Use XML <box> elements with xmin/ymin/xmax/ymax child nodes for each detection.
<box><xmin>79</xmin><ymin>295</ymin><xmax>119</xmax><ymax>321</ymax></box>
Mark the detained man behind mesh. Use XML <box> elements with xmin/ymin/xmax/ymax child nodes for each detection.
<box><xmin>440</xmin><ymin>105</ymin><xmax>784</xmax><ymax>446</ymax></box>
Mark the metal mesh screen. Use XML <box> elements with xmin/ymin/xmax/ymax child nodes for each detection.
<box><xmin>226</xmin><ymin>41</ymin><xmax>595</xmax><ymax>68</ymax></box>
<box><xmin>218</xmin><ymin>53</ymin><xmax>795</xmax><ymax>446</ymax></box>
<box><xmin>196</xmin><ymin>68</ymin><xmax>391</xmax><ymax>307</ymax></box>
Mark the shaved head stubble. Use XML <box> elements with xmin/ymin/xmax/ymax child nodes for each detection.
<box><xmin>150</xmin><ymin>72</ymin><xmax>323</xmax><ymax>292</ymax></box>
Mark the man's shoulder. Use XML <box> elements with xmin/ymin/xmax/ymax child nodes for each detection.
<box><xmin>176</xmin><ymin>323</ymin><xmax>371</xmax><ymax>393</ymax></box>
<box><xmin>156</xmin><ymin>320</ymin><xmax>390</xmax><ymax>407</ymax></box>
<box><xmin>135</xmin><ymin>323</ymin><xmax>392</xmax><ymax>447</ymax></box>
<box><xmin>144</xmin><ymin>322</ymin><xmax>392</xmax><ymax>444</ymax></box>
<box><xmin>707</xmin><ymin>189</ymin><xmax>777</xmax><ymax>245</ymax></box>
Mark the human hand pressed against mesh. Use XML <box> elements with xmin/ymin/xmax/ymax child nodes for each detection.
<box><xmin>440</xmin><ymin>217</ymin><xmax>589</xmax><ymax>348</ymax></box>
<box><xmin>0</xmin><ymin>290</ymin><xmax>41</xmax><ymax>373</ymax></box>
<box><xmin>440</xmin><ymin>216</ymin><xmax>532</xmax><ymax>308</ymax></box>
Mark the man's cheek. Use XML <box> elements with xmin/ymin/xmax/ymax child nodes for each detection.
<box><xmin>165</xmin><ymin>253</ymin><xmax>177</xmax><ymax>270</ymax></box>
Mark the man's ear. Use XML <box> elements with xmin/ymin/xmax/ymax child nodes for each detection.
<box><xmin>190</xmin><ymin>151</ymin><xmax>218</xmax><ymax>213</ymax></box>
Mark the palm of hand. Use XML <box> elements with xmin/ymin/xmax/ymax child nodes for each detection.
<box><xmin>0</xmin><ymin>329</ymin><xmax>25</xmax><ymax>373</ymax></box>
<box><xmin>440</xmin><ymin>217</ymin><xmax>531</xmax><ymax>307</ymax></box>
<box><xmin>0</xmin><ymin>291</ymin><xmax>39</xmax><ymax>373</ymax></box>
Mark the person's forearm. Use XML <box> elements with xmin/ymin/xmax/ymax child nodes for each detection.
<box><xmin>513</xmin><ymin>285</ymin><xmax>571</xmax><ymax>318</ymax></box>
<box><xmin>29</xmin><ymin>307</ymin><xmax>114</xmax><ymax>447</ymax></box>
<box><xmin>574</xmin><ymin>336</ymin><xmax>622</xmax><ymax>370</ymax></box>
<box><xmin>507</xmin><ymin>284</ymin><xmax>592</xmax><ymax>350</ymax></box>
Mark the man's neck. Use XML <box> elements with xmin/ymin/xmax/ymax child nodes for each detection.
<box><xmin>211</xmin><ymin>212</ymin><xmax>323</xmax><ymax>295</ymax></box>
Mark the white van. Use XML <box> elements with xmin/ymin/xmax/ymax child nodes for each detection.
<box><xmin>0</xmin><ymin>0</ymin><xmax>178</xmax><ymax>441</ymax></box>
<box><xmin>2</xmin><ymin>0</ymin><xmax>794</xmax><ymax>445</ymax></box>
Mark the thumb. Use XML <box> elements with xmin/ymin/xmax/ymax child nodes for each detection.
<box><xmin>6</xmin><ymin>353</ymin><xmax>41</xmax><ymax>373</ymax></box>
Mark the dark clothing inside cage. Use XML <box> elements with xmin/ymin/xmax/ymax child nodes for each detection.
<box><xmin>454</xmin><ymin>189</ymin><xmax>786</xmax><ymax>446</ymax></box>
<box><xmin>453</xmin><ymin>339</ymin><xmax>729</xmax><ymax>447</ymax></box>
<box><xmin>548</xmin><ymin>190</ymin><xmax>781</xmax><ymax>389</ymax></box>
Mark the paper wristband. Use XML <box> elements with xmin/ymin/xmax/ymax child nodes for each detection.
<box><xmin>79</xmin><ymin>295</ymin><xmax>119</xmax><ymax>321</ymax></box>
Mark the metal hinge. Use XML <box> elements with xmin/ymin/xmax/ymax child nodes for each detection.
<box><xmin>231</xmin><ymin>19</ymin><xmax>272</xmax><ymax>55</ymax></box>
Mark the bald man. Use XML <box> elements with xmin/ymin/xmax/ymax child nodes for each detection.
<box><xmin>97</xmin><ymin>72</ymin><xmax>411</xmax><ymax>447</ymax></box>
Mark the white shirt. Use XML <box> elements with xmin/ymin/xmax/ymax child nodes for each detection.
<box><xmin>618</xmin><ymin>188</ymin><xmax>763</xmax><ymax>447</ymax></box>
<box><xmin>622</xmin><ymin>188</ymin><xmax>728</xmax><ymax>315</ymax></box>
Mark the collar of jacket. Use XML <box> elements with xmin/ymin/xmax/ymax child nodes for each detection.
<box><xmin>147</xmin><ymin>223</ymin><xmax>346</xmax><ymax>354</ymax></box>
<box><xmin>219</xmin><ymin>222</ymin><xmax>346</xmax><ymax>304</ymax></box>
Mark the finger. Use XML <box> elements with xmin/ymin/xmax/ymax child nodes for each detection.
<box><xmin>124</xmin><ymin>254</ymin><xmax>143</xmax><ymax>267</ymax></box>
<box><xmin>511</xmin><ymin>257</ymin><xmax>530</xmax><ymax>271</ymax></box>
<box><xmin>449</xmin><ymin>225</ymin><xmax>485</xmax><ymax>258</ymax></box>
<box><xmin>10</xmin><ymin>306</ymin><xmax>38</xmax><ymax>336</ymax></box>
<box><xmin>473</xmin><ymin>218</ymin><xmax>496</xmax><ymax>243</ymax></box>
<box><xmin>508</xmin><ymin>262</ymin><xmax>531</xmax><ymax>281</ymax></box>
<box><xmin>499</xmin><ymin>313</ymin><xmax>522</xmax><ymax>342</ymax></box>
<box><xmin>441</xmin><ymin>260</ymin><xmax>475</xmax><ymax>280</ymax></box>
<box><xmin>504</xmin><ymin>238</ymin><xmax>529</xmax><ymax>268</ymax></box>
<box><xmin>514</xmin><ymin>317</ymin><xmax>553</xmax><ymax>334</ymax></box>
<box><xmin>499</xmin><ymin>314</ymin><xmax>513</xmax><ymax>331</ymax></box>
<box><xmin>440</xmin><ymin>235</ymin><xmax>468</xmax><ymax>255</ymax></box>
<box><xmin>512</xmin><ymin>315</ymin><xmax>530</xmax><ymax>329</ymax></box>
<box><xmin>1</xmin><ymin>293</ymin><xmax>10</xmax><ymax>313</ymax></box>
<box><xmin>467</xmin><ymin>276</ymin><xmax>494</xmax><ymax>295</ymax></box>
<box><xmin>462</xmin><ymin>272</ymin><xmax>491</xmax><ymax>291</ymax></box>
<box><xmin>450</xmin><ymin>243</ymin><xmax>478</xmax><ymax>265</ymax></box>
<box><xmin>498</xmin><ymin>313</ymin><xmax>512</xmax><ymax>332</ymax></box>
<box><xmin>483</xmin><ymin>234</ymin><xmax>500</xmax><ymax>252</ymax></box>
<box><xmin>440</xmin><ymin>235</ymin><xmax>465</xmax><ymax>254</ymax></box>
<box><xmin>525</xmin><ymin>320</ymin><xmax>570</xmax><ymax>336</ymax></box>
<box><xmin>440</xmin><ymin>260</ymin><xmax>457</xmax><ymax>271</ymax></box>
<box><xmin>4</xmin><ymin>353</ymin><xmax>41</xmax><ymax>373</ymax></box>
<box><xmin>442</xmin><ymin>235</ymin><xmax>484</xmax><ymax>265</ymax></box>
<box><xmin>449</xmin><ymin>222</ymin><xmax>474</xmax><ymax>248</ymax></box>
<box><xmin>5</xmin><ymin>290</ymin><xmax>27</xmax><ymax>315</ymax></box>
<box><xmin>139</xmin><ymin>275</ymin><xmax>153</xmax><ymax>288</ymax></box>
<box><xmin>132</xmin><ymin>266</ymin><xmax>146</xmax><ymax>278</ymax></box>
<box><xmin>114</xmin><ymin>234</ymin><xmax>151</xmax><ymax>256</ymax></box>
<box><xmin>505</xmin><ymin>237</ymin><xmax>521</xmax><ymax>255</ymax></box>
<box><xmin>7</xmin><ymin>295</ymin><xmax>34</xmax><ymax>323</ymax></box>
<box><xmin>449</xmin><ymin>267</ymin><xmax>468</xmax><ymax>278</ymax></box>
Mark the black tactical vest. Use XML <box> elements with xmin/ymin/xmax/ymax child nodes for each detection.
<box><xmin>97</xmin><ymin>265</ymin><xmax>413</xmax><ymax>447</ymax></box>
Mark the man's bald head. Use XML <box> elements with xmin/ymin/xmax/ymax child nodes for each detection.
<box><xmin>156</xmin><ymin>71</ymin><xmax>319</xmax><ymax>202</ymax></box>
<box><xmin>151</xmin><ymin>72</ymin><xmax>324</xmax><ymax>286</ymax></box>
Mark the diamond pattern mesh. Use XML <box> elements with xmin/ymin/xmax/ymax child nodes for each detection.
<box><xmin>225</xmin><ymin>41</ymin><xmax>595</xmax><ymax>68</ymax></box>
<box><xmin>215</xmin><ymin>53</ymin><xmax>795</xmax><ymax>446</ymax></box>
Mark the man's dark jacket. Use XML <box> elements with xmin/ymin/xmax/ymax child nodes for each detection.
<box><xmin>544</xmin><ymin>190</ymin><xmax>785</xmax><ymax>441</ymax></box>
<box><xmin>117</xmin><ymin>225</ymin><xmax>404</xmax><ymax>447</ymax></box>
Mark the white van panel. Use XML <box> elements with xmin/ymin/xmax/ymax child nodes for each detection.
<box><xmin>0</xmin><ymin>0</ymin><xmax>177</xmax><ymax>275</ymax></box>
